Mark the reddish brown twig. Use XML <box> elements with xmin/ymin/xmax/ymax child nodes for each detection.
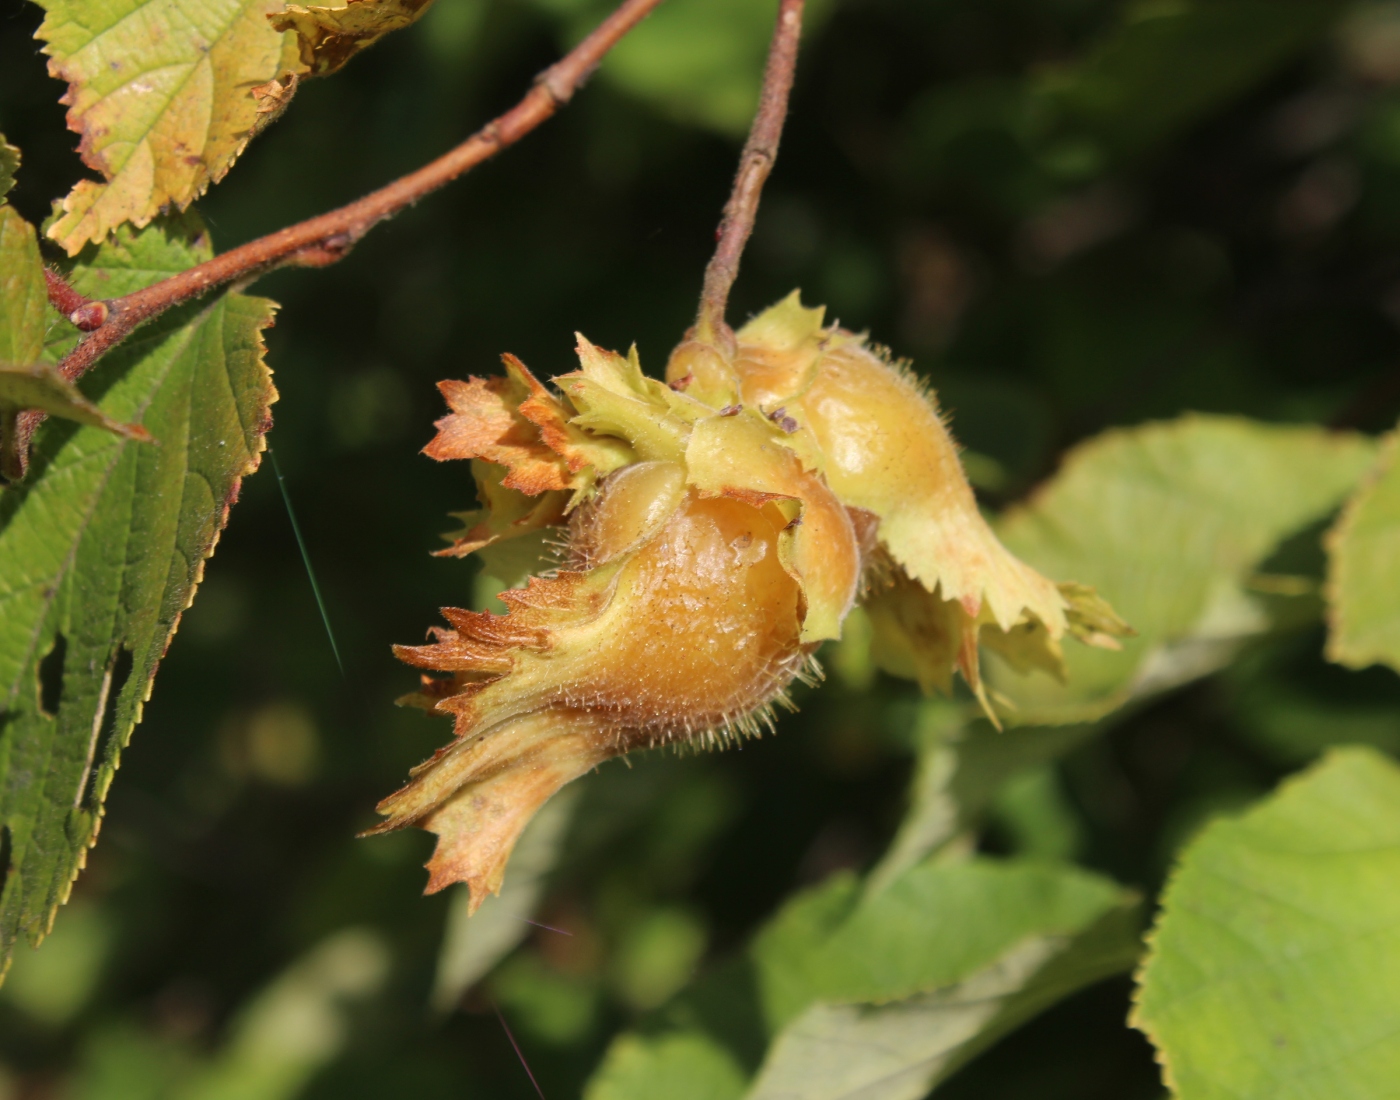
<box><xmin>695</xmin><ymin>0</ymin><xmax>805</xmax><ymax>344</ymax></box>
<box><xmin>7</xmin><ymin>0</ymin><xmax>664</xmax><ymax>480</ymax></box>
<box><xmin>47</xmin><ymin>0</ymin><xmax>666</xmax><ymax>388</ymax></box>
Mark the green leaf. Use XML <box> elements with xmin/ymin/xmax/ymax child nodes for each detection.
<box><xmin>753</xmin><ymin>861</ymin><xmax>1136</xmax><ymax>1025</ymax></box>
<box><xmin>584</xmin><ymin>1032</ymin><xmax>748</xmax><ymax>1100</ymax></box>
<box><xmin>745</xmin><ymin>903</ymin><xmax>1139</xmax><ymax>1100</ymax></box>
<box><xmin>1132</xmin><ymin>747</ymin><xmax>1400</xmax><ymax>1100</ymax></box>
<box><xmin>991</xmin><ymin>415</ymin><xmax>1377</xmax><ymax>725</ymax></box>
<box><xmin>0</xmin><ymin>213</ymin><xmax>277</xmax><ymax>971</ymax></box>
<box><xmin>0</xmin><ymin>362</ymin><xmax>152</xmax><ymax>482</ymax></box>
<box><xmin>1325</xmin><ymin>427</ymin><xmax>1400</xmax><ymax>673</ymax></box>
<box><xmin>0</xmin><ymin>136</ymin><xmax>17</xmax><ymax>204</ymax></box>
<box><xmin>34</xmin><ymin>0</ymin><xmax>302</xmax><ymax>255</ymax></box>
<box><xmin>749</xmin><ymin>873</ymin><xmax>863</xmax><ymax>1032</ymax></box>
<box><xmin>271</xmin><ymin>0</ymin><xmax>438</xmax><ymax>77</ymax></box>
<box><xmin>867</xmin><ymin>703</ymin><xmax>1103</xmax><ymax>895</ymax></box>
<box><xmin>0</xmin><ymin>205</ymin><xmax>148</xmax><ymax>485</ymax></box>
<box><xmin>744</xmin><ymin>859</ymin><xmax>1140</xmax><ymax>1100</ymax></box>
<box><xmin>431</xmin><ymin>784</ymin><xmax>579</xmax><ymax>1012</ymax></box>
<box><xmin>0</xmin><ymin>206</ymin><xmax>152</xmax><ymax>479</ymax></box>
<box><xmin>805</xmin><ymin>861</ymin><xmax>1129</xmax><ymax>1006</ymax></box>
<box><xmin>0</xmin><ymin>206</ymin><xmax>46</xmax><ymax>368</ymax></box>
<box><xmin>586</xmin><ymin>853</ymin><xmax>1139</xmax><ymax>1100</ymax></box>
<box><xmin>529</xmin><ymin>0</ymin><xmax>834</xmax><ymax>136</ymax></box>
<box><xmin>863</xmin><ymin>702</ymin><xmax>965</xmax><ymax>893</ymax></box>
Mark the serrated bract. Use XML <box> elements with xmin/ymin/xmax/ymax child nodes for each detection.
<box><xmin>379</xmin><ymin>293</ymin><xmax>1128</xmax><ymax>910</ymax></box>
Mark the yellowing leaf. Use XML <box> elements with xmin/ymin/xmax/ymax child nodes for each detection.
<box><xmin>35</xmin><ymin>0</ymin><xmax>302</xmax><ymax>255</ymax></box>
<box><xmin>270</xmin><ymin>0</ymin><xmax>437</xmax><ymax>77</ymax></box>
<box><xmin>425</xmin><ymin>372</ymin><xmax>578</xmax><ymax>496</ymax></box>
<box><xmin>1325</xmin><ymin>426</ymin><xmax>1400</xmax><ymax>673</ymax></box>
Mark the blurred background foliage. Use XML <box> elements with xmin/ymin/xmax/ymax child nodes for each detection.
<box><xmin>3</xmin><ymin>0</ymin><xmax>1400</xmax><ymax>1095</ymax></box>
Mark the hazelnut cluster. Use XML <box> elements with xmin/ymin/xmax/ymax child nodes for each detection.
<box><xmin>371</xmin><ymin>293</ymin><xmax>1127</xmax><ymax>907</ymax></box>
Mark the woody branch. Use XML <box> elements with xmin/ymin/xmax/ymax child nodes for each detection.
<box><xmin>695</xmin><ymin>0</ymin><xmax>806</xmax><ymax>345</ymax></box>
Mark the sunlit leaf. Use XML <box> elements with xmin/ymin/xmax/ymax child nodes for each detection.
<box><xmin>0</xmin><ymin>213</ymin><xmax>277</xmax><ymax>971</ymax></box>
<box><xmin>1133</xmin><ymin>747</ymin><xmax>1400</xmax><ymax>1100</ymax></box>
<box><xmin>1325</xmin><ymin>427</ymin><xmax>1400</xmax><ymax>673</ymax></box>
<box><xmin>742</xmin><ymin>859</ymin><xmax>1139</xmax><ymax>1099</ymax></box>
<box><xmin>991</xmin><ymin>415</ymin><xmax>1376</xmax><ymax>724</ymax></box>
<box><xmin>746</xmin><ymin>901</ymin><xmax>1137</xmax><ymax>1100</ymax></box>
<box><xmin>271</xmin><ymin>0</ymin><xmax>437</xmax><ymax>77</ymax></box>
<box><xmin>585</xmin><ymin>857</ymin><xmax>1139</xmax><ymax>1100</ymax></box>
<box><xmin>34</xmin><ymin>0</ymin><xmax>302</xmax><ymax>255</ymax></box>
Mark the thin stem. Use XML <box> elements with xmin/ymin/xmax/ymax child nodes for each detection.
<box><xmin>49</xmin><ymin>0</ymin><xmax>667</xmax><ymax>386</ymax></box>
<box><xmin>695</xmin><ymin>0</ymin><xmax>805</xmax><ymax>344</ymax></box>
